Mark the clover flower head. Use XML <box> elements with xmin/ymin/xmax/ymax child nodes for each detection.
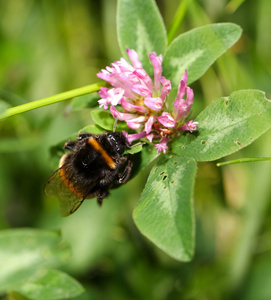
<box><xmin>97</xmin><ymin>49</ymin><xmax>198</xmax><ymax>153</ymax></box>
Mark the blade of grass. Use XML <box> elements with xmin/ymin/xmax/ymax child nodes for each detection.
<box><xmin>167</xmin><ymin>0</ymin><xmax>193</xmax><ymax>44</ymax></box>
<box><xmin>228</xmin><ymin>137</ymin><xmax>271</xmax><ymax>294</ymax></box>
<box><xmin>217</xmin><ymin>157</ymin><xmax>271</xmax><ymax>167</ymax></box>
<box><xmin>225</xmin><ymin>0</ymin><xmax>246</xmax><ymax>14</ymax></box>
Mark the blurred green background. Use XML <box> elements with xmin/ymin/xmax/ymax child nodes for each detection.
<box><xmin>1</xmin><ymin>0</ymin><xmax>271</xmax><ymax>299</ymax></box>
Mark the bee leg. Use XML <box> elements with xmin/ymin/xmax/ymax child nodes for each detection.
<box><xmin>78</xmin><ymin>133</ymin><xmax>93</xmax><ymax>141</ymax></box>
<box><xmin>64</xmin><ymin>141</ymin><xmax>77</xmax><ymax>151</ymax></box>
<box><xmin>97</xmin><ymin>197</ymin><xmax>103</xmax><ymax>206</ymax></box>
<box><xmin>117</xmin><ymin>155</ymin><xmax>133</xmax><ymax>184</ymax></box>
<box><xmin>96</xmin><ymin>189</ymin><xmax>109</xmax><ymax>206</ymax></box>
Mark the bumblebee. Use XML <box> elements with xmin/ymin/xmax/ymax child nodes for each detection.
<box><xmin>45</xmin><ymin>132</ymin><xmax>133</xmax><ymax>216</ymax></box>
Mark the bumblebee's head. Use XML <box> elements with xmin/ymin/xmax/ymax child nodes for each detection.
<box><xmin>107</xmin><ymin>132</ymin><xmax>129</xmax><ymax>154</ymax></box>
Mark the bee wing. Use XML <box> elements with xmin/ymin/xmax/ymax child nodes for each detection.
<box><xmin>59</xmin><ymin>192</ymin><xmax>83</xmax><ymax>217</ymax></box>
<box><xmin>45</xmin><ymin>168</ymin><xmax>94</xmax><ymax>217</ymax></box>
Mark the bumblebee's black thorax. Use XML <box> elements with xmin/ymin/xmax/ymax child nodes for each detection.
<box><xmin>69</xmin><ymin>132</ymin><xmax>129</xmax><ymax>179</ymax></box>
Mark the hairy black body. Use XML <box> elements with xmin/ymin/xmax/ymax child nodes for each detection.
<box><xmin>45</xmin><ymin>132</ymin><xmax>133</xmax><ymax>216</ymax></box>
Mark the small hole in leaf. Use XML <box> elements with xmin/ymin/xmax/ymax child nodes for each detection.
<box><xmin>154</xmin><ymin>167</ymin><xmax>158</xmax><ymax>173</ymax></box>
<box><xmin>250</xmin><ymin>137</ymin><xmax>253</xmax><ymax>141</ymax></box>
<box><xmin>225</xmin><ymin>99</ymin><xmax>229</xmax><ymax>106</ymax></box>
<box><xmin>163</xmin><ymin>186</ymin><xmax>167</xmax><ymax>189</ymax></box>
<box><xmin>171</xmin><ymin>181</ymin><xmax>174</xmax><ymax>184</ymax></box>
<box><xmin>160</xmin><ymin>171</ymin><xmax>164</xmax><ymax>175</ymax></box>
<box><xmin>181</xmin><ymin>145</ymin><xmax>185</xmax><ymax>149</ymax></box>
<box><xmin>201</xmin><ymin>140</ymin><xmax>206</xmax><ymax>145</ymax></box>
<box><xmin>163</xmin><ymin>175</ymin><xmax>167</xmax><ymax>181</ymax></box>
<box><xmin>234</xmin><ymin>140</ymin><xmax>243</xmax><ymax>147</ymax></box>
<box><xmin>173</xmin><ymin>162</ymin><xmax>178</xmax><ymax>165</ymax></box>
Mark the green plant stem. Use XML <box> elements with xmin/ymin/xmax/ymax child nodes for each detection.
<box><xmin>0</xmin><ymin>82</ymin><xmax>105</xmax><ymax>120</ymax></box>
<box><xmin>167</xmin><ymin>0</ymin><xmax>193</xmax><ymax>44</ymax></box>
<box><xmin>216</xmin><ymin>157</ymin><xmax>271</xmax><ymax>167</ymax></box>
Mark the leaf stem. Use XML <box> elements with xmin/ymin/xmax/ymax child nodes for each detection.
<box><xmin>0</xmin><ymin>82</ymin><xmax>105</xmax><ymax>120</ymax></box>
<box><xmin>167</xmin><ymin>0</ymin><xmax>193</xmax><ymax>44</ymax></box>
<box><xmin>217</xmin><ymin>157</ymin><xmax>271</xmax><ymax>167</ymax></box>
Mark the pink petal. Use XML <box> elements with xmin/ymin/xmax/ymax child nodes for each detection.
<box><xmin>110</xmin><ymin>105</ymin><xmax>136</xmax><ymax>121</ymax></box>
<box><xmin>181</xmin><ymin>69</ymin><xmax>188</xmax><ymax>84</ymax></box>
<box><xmin>186</xmin><ymin>87</ymin><xmax>194</xmax><ymax>107</ymax></box>
<box><xmin>173</xmin><ymin>100</ymin><xmax>188</xmax><ymax>121</ymax></box>
<box><xmin>120</xmin><ymin>98</ymin><xmax>147</xmax><ymax>113</ymax></box>
<box><xmin>98</xmin><ymin>98</ymin><xmax>109</xmax><ymax>109</ymax></box>
<box><xmin>146</xmin><ymin>133</ymin><xmax>154</xmax><ymax>142</ymax></box>
<box><xmin>131</xmin><ymin>83</ymin><xmax>152</xmax><ymax>97</ymax></box>
<box><xmin>133</xmin><ymin>69</ymin><xmax>154</xmax><ymax>92</ymax></box>
<box><xmin>108</xmin><ymin>87</ymin><xmax>124</xmax><ymax>106</ymax></box>
<box><xmin>112</xmin><ymin>57</ymin><xmax>134</xmax><ymax>72</ymax></box>
<box><xmin>97</xmin><ymin>69</ymin><xmax>112</xmax><ymax>83</ymax></box>
<box><xmin>116</xmin><ymin>73</ymin><xmax>138</xmax><ymax>99</ymax></box>
<box><xmin>173</xmin><ymin>85</ymin><xmax>194</xmax><ymax>121</ymax></box>
<box><xmin>160</xmin><ymin>77</ymin><xmax>171</xmax><ymax>100</ymax></box>
<box><xmin>178</xmin><ymin>120</ymin><xmax>199</xmax><ymax>132</ymax></box>
<box><xmin>98</xmin><ymin>87</ymin><xmax>110</xmax><ymax>99</ymax></box>
<box><xmin>149</xmin><ymin>52</ymin><xmax>163</xmax><ymax>91</ymax></box>
<box><xmin>175</xmin><ymin>70</ymin><xmax>188</xmax><ymax>102</ymax></box>
<box><xmin>144</xmin><ymin>115</ymin><xmax>156</xmax><ymax>134</ymax></box>
<box><xmin>127</xmin><ymin>72</ymin><xmax>141</xmax><ymax>84</ymax></box>
<box><xmin>127</xmin><ymin>49</ymin><xmax>143</xmax><ymax>69</ymax></box>
<box><xmin>144</xmin><ymin>97</ymin><xmax>163</xmax><ymax>111</ymax></box>
<box><xmin>126</xmin><ymin>116</ymin><xmax>147</xmax><ymax>129</ymax></box>
<box><xmin>122</xmin><ymin>131</ymin><xmax>147</xmax><ymax>143</ymax></box>
<box><xmin>157</xmin><ymin>112</ymin><xmax>176</xmax><ymax>128</ymax></box>
<box><xmin>154</xmin><ymin>137</ymin><xmax>169</xmax><ymax>154</ymax></box>
<box><xmin>176</xmin><ymin>80</ymin><xmax>186</xmax><ymax>102</ymax></box>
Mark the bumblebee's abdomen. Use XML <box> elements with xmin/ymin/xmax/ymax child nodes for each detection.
<box><xmin>58</xmin><ymin>156</ymin><xmax>86</xmax><ymax>199</ymax></box>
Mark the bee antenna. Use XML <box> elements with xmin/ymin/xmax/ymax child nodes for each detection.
<box><xmin>130</xmin><ymin>141</ymin><xmax>146</xmax><ymax>148</ymax></box>
<box><xmin>113</xmin><ymin>119</ymin><xmax>118</xmax><ymax>133</ymax></box>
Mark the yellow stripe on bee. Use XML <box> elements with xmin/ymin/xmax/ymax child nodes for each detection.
<box><xmin>88</xmin><ymin>137</ymin><xmax>116</xmax><ymax>169</ymax></box>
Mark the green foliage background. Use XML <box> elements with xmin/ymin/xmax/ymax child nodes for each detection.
<box><xmin>0</xmin><ymin>0</ymin><xmax>271</xmax><ymax>299</ymax></box>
